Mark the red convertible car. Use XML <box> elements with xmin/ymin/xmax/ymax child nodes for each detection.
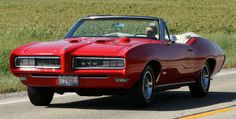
<box><xmin>10</xmin><ymin>15</ymin><xmax>225</xmax><ymax>106</ymax></box>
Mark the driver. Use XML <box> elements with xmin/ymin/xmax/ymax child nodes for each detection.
<box><xmin>146</xmin><ymin>24</ymin><xmax>158</xmax><ymax>40</ymax></box>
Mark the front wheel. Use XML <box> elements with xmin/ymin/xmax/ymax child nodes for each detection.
<box><xmin>132</xmin><ymin>66</ymin><xmax>155</xmax><ymax>105</ymax></box>
<box><xmin>189</xmin><ymin>63</ymin><xmax>211</xmax><ymax>97</ymax></box>
<box><xmin>27</xmin><ymin>86</ymin><xmax>54</xmax><ymax>106</ymax></box>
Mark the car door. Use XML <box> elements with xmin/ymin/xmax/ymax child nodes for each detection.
<box><xmin>157</xmin><ymin>23</ymin><xmax>196</xmax><ymax>85</ymax></box>
<box><xmin>166</xmin><ymin>43</ymin><xmax>196</xmax><ymax>83</ymax></box>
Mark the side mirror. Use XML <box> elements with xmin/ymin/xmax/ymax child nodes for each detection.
<box><xmin>169</xmin><ymin>35</ymin><xmax>177</xmax><ymax>43</ymax></box>
<box><xmin>165</xmin><ymin>35</ymin><xmax>177</xmax><ymax>43</ymax></box>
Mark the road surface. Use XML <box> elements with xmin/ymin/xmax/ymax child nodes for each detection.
<box><xmin>0</xmin><ymin>69</ymin><xmax>236</xmax><ymax>119</ymax></box>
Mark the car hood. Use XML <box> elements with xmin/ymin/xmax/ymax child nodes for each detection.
<box><xmin>14</xmin><ymin>37</ymin><xmax>146</xmax><ymax>56</ymax></box>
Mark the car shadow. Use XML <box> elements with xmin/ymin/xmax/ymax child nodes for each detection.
<box><xmin>47</xmin><ymin>91</ymin><xmax>236</xmax><ymax>111</ymax></box>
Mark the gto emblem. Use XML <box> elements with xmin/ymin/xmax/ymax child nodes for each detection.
<box><xmin>87</xmin><ymin>62</ymin><xmax>91</xmax><ymax>65</ymax></box>
<box><xmin>81</xmin><ymin>62</ymin><xmax>86</xmax><ymax>66</ymax></box>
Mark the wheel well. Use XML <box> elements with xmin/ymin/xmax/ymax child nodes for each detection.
<box><xmin>206</xmin><ymin>58</ymin><xmax>216</xmax><ymax>75</ymax></box>
<box><xmin>146</xmin><ymin>60</ymin><xmax>161</xmax><ymax>79</ymax></box>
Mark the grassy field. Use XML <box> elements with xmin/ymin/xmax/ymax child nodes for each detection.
<box><xmin>0</xmin><ymin>0</ymin><xmax>236</xmax><ymax>93</ymax></box>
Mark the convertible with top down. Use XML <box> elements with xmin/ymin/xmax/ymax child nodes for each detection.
<box><xmin>10</xmin><ymin>15</ymin><xmax>225</xmax><ymax>106</ymax></box>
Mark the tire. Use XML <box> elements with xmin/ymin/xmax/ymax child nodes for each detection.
<box><xmin>27</xmin><ymin>86</ymin><xmax>54</xmax><ymax>106</ymax></box>
<box><xmin>189</xmin><ymin>63</ymin><xmax>211</xmax><ymax>97</ymax></box>
<box><xmin>132</xmin><ymin>65</ymin><xmax>156</xmax><ymax>105</ymax></box>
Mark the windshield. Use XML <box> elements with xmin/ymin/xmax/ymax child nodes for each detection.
<box><xmin>70</xmin><ymin>19</ymin><xmax>159</xmax><ymax>39</ymax></box>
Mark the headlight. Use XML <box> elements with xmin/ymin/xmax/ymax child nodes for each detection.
<box><xmin>15</xmin><ymin>57</ymin><xmax>35</xmax><ymax>68</ymax></box>
<box><xmin>72</xmin><ymin>57</ymin><xmax>125</xmax><ymax>69</ymax></box>
<box><xmin>15</xmin><ymin>56</ymin><xmax>60</xmax><ymax>69</ymax></box>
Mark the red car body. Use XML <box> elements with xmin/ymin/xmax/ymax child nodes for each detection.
<box><xmin>10</xmin><ymin>16</ymin><xmax>225</xmax><ymax>105</ymax></box>
<box><xmin>10</xmin><ymin>37</ymin><xmax>225</xmax><ymax>87</ymax></box>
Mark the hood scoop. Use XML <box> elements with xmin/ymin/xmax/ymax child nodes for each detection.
<box><xmin>119</xmin><ymin>37</ymin><xmax>130</xmax><ymax>43</ymax></box>
<box><xmin>95</xmin><ymin>37</ymin><xmax>131</xmax><ymax>44</ymax></box>
<box><xmin>70</xmin><ymin>39</ymin><xmax>79</xmax><ymax>43</ymax></box>
<box><xmin>96</xmin><ymin>40</ymin><xmax>107</xmax><ymax>43</ymax></box>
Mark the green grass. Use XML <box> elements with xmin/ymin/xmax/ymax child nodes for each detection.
<box><xmin>0</xmin><ymin>74</ymin><xmax>26</xmax><ymax>93</ymax></box>
<box><xmin>0</xmin><ymin>0</ymin><xmax>236</xmax><ymax>93</ymax></box>
<box><xmin>201</xmin><ymin>33</ymin><xmax>236</xmax><ymax>68</ymax></box>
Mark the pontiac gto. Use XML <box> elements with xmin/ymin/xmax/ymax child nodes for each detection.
<box><xmin>10</xmin><ymin>16</ymin><xmax>225</xmax><ymax>106</ymax></box>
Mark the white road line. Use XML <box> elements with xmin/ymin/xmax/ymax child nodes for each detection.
<box><xmin>0</xmin><ymin>69</ymin><xmax>236</xmax><ymax>105</ymax></box>
<box><xmin>216</xmin><ymin>70</ymin><xmax>236</xmax><ymax>76</ymax></box>
<box><xmin>0</xmin><ymin>93</ymin><xmax>76</xmax><ymax>105</ymax></box>
<box><xmin>0</xmin><ymin>98</ymin><xmax>28</xmax><ymax>105</ymax></box>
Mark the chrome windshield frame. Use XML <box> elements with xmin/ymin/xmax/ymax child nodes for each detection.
<box><xmin>64</xmin><ymin>15</ymin><xmax>166</xmax><ymax>39</ymax></box>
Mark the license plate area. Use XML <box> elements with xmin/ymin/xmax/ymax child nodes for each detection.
<box><xmin>58</xmin><ymin>76</ymin><xmax>79</xmax><ymax>86</ymax></box>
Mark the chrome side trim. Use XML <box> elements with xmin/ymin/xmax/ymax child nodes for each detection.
<box><xmin>80</xmin><ymin>76</ymin><xmax>109</xmax><ymax>79</ymax></box>
<box><xmin>72</xmin><ymin>57</ymin><xmax>125</xmax><ymax>70</ymax></box>
<box><xmin>31</xmin><ymin>75</ymin><xmax>58</xmax><ymax>79</ymax></box>
<box><xmin>156</xmin><ymin>81</ymin><xmax>196</xmax><ymax>87</ymax></box>
<box><xmin>31</xmin><ymin>75</ymin><xmax>109</xmax><ymax>79</ymax></box>
<box><xmin>74</xmin><ymin>67</ymin><xmax>125</xmax><ymax>70</ymax></box>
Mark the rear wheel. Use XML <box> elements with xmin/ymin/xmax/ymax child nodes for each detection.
<box><xmin>132</xmin><ymin>66</ymin><xmax>155</xmax><ymax>105</ymax></box>
<box><xmin>189</xmin><ymin>63</ymin><xmax>211</xmax><ymax>97</ymax></box>
<box><xmin>27</xmin><ymin>86</ymin><xmax>54</xmax><ymax>106</ymax></box>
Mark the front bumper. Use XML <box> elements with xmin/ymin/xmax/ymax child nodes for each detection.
<box><xmin>20</xmin><ymin>75</ymin><xmax>131</xmax><ymax>89</ymax></box>
<box><xmin>13</xmin><ymin>68</ymin><xmax>139</xmax><ymax>90</ymax></box>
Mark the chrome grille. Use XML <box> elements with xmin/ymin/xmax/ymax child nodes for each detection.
<box><xmin>72</xmin><ymin>57</ymin><xmax>125</xmax><ymax>69</ymax></box>
<box><xmin>15</xmin><ymin>56</ymin><xmax>60</xmax><ymax>69</ymax></box>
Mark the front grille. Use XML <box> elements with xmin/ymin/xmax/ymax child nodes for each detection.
<box><xmin>36</xmin><ymin>58</ymin><xmax>60</xmax><ymax>68</ymax></box>
<box><xmin>72</xmin><ymin>57</ymin><xmax>125</xmax><ymax>69</ymax></box>
<box><xmin>15</xmin><ymin>56</ymin><xmax>60</xmax><ymax>69</ymax></box>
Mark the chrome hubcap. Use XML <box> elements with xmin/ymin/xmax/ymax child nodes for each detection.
<box><xmin>142</xmin><ymin>71</ymin><xmax>153</xmax><ymax>100</ymax></box>
<box><xmin>201</xmin><ymin>65</ymin><xmax>210</xmax><ymax>90</ymax></box>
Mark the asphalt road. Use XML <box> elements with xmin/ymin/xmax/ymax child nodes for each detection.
<box><xmin>0</xmin><ymin>69</ymin><xmax>236</xmax><ymax>119</ymax></box>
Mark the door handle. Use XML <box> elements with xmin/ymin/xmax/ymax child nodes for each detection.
<box><xmin>187</xmin><ymin>48</ymin><xmax>194</xmax><ymax>52</ymax></box>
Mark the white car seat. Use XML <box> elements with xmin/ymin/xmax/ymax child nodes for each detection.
<box><xmin>175</xmin><ymin>32</ymin><xmax>201</xmax><ymax>44</ymax></box>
